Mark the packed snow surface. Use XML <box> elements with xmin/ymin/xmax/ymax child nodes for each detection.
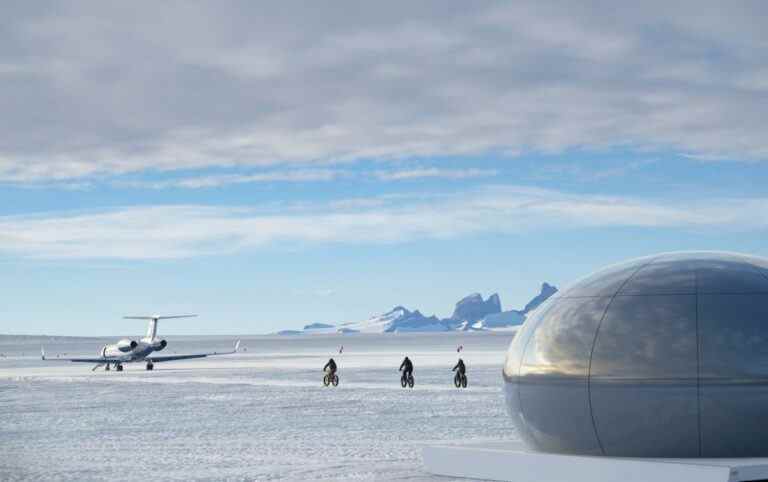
<box><xmin>0</xmin><ymin>332</ymin><xmax>519</xmax><ymax>481</ymax></box>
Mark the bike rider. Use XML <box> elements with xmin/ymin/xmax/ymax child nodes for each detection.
<box><xmin>453</xmin><ymin>357</ymin><xmax>466</xmax><ymax>376</ymax></box>
<box><xmin>399</xmin><ymin>356</ymin><xmax>413</xmax><ymax>380</ymax></box>
<box><xmin>324</xmin><ymin>357</ymin><xmax>337</xmax><ymax>378</ymax></box>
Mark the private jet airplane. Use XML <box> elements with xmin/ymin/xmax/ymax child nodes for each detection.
<box><xmin>41</xmin><ymin>315</ymin><xmax>240</xmax><ymax>372</ymax></box>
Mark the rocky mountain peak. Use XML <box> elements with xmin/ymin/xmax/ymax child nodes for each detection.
<box><xmin>523</xmin><ymin>282</ymin><xmax>559</xmax><ymax>313</ymax></box>
<box><xmin>385</xmin><ymin>306</ymin><xmax>410</xmax><ymax>319</ymax></box>
<box><xmin>286</xmin><ymin>282</ymin><xmax>558</xmax><ymax>334</ymax></box>
<box><xmin>451</xmin><ymin>292</ymin><xmax>502</xmax><ymax>324</ymax></box>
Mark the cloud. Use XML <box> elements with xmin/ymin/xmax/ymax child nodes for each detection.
<box><xmin>536</xmin><ymin>159</ymin><xmax>658</xmax><ymax>182</ymax></box>
<box><xmin>105</xmin><ymin>167</ymin><xmax>495</xmax><ymax>189</ymax></box>
<box><xmin>374</xmin><ymin>168</ymin><xmax>497</xmax><ymax>181</ymax></box>
<box><xmin>105</xmin><ymin>167</ymin><xmax>493</xmax><ymax>189</ymax></box>
<box><xmin>115</xmin><ymin>169</ymin><xmax>344</xmax><ymax>189</ymax></box>
<box><xmin>0</xmin><ymin>2</ymin><xmax>767</xmax><ymax>182</ymax></box>
<box><xmin>0</xmin><ymin>186</ymin><xmax>766</xmax><ymax>260</ymax></box>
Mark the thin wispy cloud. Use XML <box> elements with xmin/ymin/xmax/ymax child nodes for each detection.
<box><xmin>0</xmin><ymin>2</ymin><xmax>767</xmax><ymax>183</ymax></box>
<box><xmin>536</xmin><ymin>159</ymin><xmax>658</xmax><ymax>182</ymax></box>
<box><xmin>108</xmin><ymin>167</ymin><xmax>496</xmax><ymax>189</ymax></box>
<box><xmin>1</xmin><ymin>186</ymin><xmax>765</xmax><ymax>260</ymax></box>
<box><xmin>115</xmin><ymin>169</ymin><xmax>344</xmax><ymax>189</ymax></box>
<box><xmin>374</xmin><ymin>168</ymin><xmax>497</xmax><ymax>181</ymax></box>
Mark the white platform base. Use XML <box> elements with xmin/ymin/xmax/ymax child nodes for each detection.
<box><xmin>422</xmin><ymin>442</ymin><xmax>768</xmax><ymax>482</ymax></box>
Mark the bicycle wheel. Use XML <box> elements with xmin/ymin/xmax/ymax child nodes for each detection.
<box><xmin>454</xmin><ymin>373</ymin><xmax>461</xmax><ymax>388</ymax></box>
<box><xmin>461</xmin><ymin>374</ymin><xmax>467</xmax><ymax>388</ymax></box>
<box><xmin>332</xmin><ymin>374</ymin><xmax>339</xmax><ymax>387</ymax></box>
<box><xmin>401</xmin><ymin>375</ymin><xmax>407</xmax><ymax>388</ymax></box>
<box><xmin>408</xmin><ymin>375</ymin><xmax>414</xmax><ymax>388</ymax></box>
<box><xmin>323</xmin><ymin>373</ymin><xmax>330</xmax><ymax>386</ymax></box>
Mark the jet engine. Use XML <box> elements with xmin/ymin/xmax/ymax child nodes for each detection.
<box><xmin>116</xmin><ymin>339</ymin><xmax>138</xmax><ymax>352</ymax></box>
<box><xmin>152</xmin><ymin>339</ymin><xmax>167</xmax><ymax>351</ymax></box>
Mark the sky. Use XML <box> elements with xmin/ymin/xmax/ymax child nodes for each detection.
<box><xmin>2</xmin><ymin>1</ymin><xmax>768</xmax><ymax>335</ymax></box>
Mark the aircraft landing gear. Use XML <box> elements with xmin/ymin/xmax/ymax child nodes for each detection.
<box><xmin>116</xmin><ymin>364</ymin><xmax>123</xmax><ymax>372</ymax></box>
<box><xmin>146</xmin><ymin>361</ymin><xmax>154</xmax><ymax>371</ymax></box>
<box><xmin>105</xmin><ymin>363</ymin><xmax>110</xmax><ymax>371</ymax></box>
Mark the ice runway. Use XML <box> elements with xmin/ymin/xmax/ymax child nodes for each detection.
<box><xmin>0</xmin><ymin>332</ymin><xmax>519</xmax><ymax>481</ymax></box>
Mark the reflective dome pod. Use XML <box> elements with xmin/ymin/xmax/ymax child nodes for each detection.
<box><xmin>504</xmin><ymin>252</ymin><xmax>768</xmax><ymax>458</ymax></box>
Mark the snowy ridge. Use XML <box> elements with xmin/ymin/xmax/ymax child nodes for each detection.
<box><xmin>283</xmin><ymin>282</ymin><xmax>558</xmax><ymax>334</ymax></box>
<box><xmin>473</xmin><ymin>310</ymin><xmax>525</xmax><ymax>330</ymax></box>
<box><xmin>339</xmin><ymin>306</ymin><xmax>411</xmax><ymax>333</ymax></box>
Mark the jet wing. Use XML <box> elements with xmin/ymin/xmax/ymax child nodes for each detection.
<box><xmin>60</xmin><ymin>357</ymin><xmax>123</xmax><ymax>363</ymax></box>
<box><xmin>147</xmin><ymin>340</ymin><xmax>240</xmax><ymax>363</ymax></box>
<box><xmin>40</xmin><ymin>347</ymin><xmax>122</xmax><ymax>363</ymax></box>
<box><xmin>145</xmin><ymin>353</ymin><xmax>208</xmax><ymax>363</ymax></box>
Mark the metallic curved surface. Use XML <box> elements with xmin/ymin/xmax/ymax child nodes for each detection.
<box><xmin>503</xmin><ymin>252</ymin><xmax>768</xmax><ymax>457</ymax></box>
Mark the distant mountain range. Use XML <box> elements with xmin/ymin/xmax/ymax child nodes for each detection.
<box><xmin>278</xmin><ymin>282</ymin><xmax>558</xmax><ymax>335</ymax></box>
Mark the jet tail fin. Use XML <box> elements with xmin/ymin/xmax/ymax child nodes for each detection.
<box><xmin>123</xmin><ymin>315</ymin><xmax>198</xmax><ymax>320</ymax></box>
<box><xmin>123</xmin><ymin>315</ymin><xmax>198</xmax><ymax>339</ymax></box>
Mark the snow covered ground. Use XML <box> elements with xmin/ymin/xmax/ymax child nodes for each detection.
<box><xmin>0</xmin><ymin>332</ymin><xmax>519</xmax><ymax>481</ymax></box>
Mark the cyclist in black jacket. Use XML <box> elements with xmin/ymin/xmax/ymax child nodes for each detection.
<box><xmin>453</xmin><ymin>358</ymin><xmax>466</xmax><ymax>375</ymax></box>
<box><xmin>324</xmin><ymin>357</ymin><xmax>337</xmax><ymax>377</ymax></box>
<box><xmin>399</xmin><ymin>356</ymin><xmax>413</xmax><ymax>378</ymax></box>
